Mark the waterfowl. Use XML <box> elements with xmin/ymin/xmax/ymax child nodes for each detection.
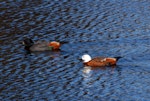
<box><xmin>22</xmin><ymin>38</ymin><xmax>61</xmax><ymax>52</ymax></box>
<box><xmin>81</xmin><ymin>54</ymin><xmax>122</xmax><ymax>67</ymax></box>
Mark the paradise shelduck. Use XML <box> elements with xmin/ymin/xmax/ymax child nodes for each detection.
<box><xmin>81</xmin><ymin>54</ymin><xmax>122</xmax><ymax>67</ymax></box>
<box><xmin>22</xmin><ymin>38</ymin><xmax>61</xmax><ymax>52</ymax></box>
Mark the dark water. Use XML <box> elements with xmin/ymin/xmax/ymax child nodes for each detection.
<box><xmin>1</xmin><ymin>0</ymin><xmax>150</xmax><ymax>100</ymax></box>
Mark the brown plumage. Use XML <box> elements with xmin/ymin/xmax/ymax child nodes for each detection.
<box><xmin>49</xmin><ymin>41</ymin><xmax>61</xmax><ymax>50</ymax></box>
<box><xmin>82</xmin><ymin>54</ymin><xmax>121</xmax><ymax>67</ymax></box>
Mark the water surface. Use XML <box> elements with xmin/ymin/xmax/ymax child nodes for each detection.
<box><xmin>1</xmin><ymin>0</ymin><xmax>150</xmax><ymax>100</ymax></box>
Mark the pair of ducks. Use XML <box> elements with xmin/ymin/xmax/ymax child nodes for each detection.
<box><xmin>23</xmin><ymin>38</ymin><xmax>122</xmax><ymax>67</ymax></box>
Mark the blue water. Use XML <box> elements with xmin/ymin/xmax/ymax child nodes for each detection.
<box><xmin>1</xmin><ymin>0</ymin><xmax>150</xmax><ymax>100</ymax></box>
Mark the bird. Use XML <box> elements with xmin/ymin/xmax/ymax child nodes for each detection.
<box><xmin>22</xmin><ymin>38</ymin><xmax>61</xmax><ymax>52</ymax></box>
<box><xmin>81</xmin><ymin>54</ymin><xmax>122</xmax><ymax>67</ymax></box>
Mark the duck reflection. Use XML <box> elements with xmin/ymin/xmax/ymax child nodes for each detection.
<box><xmin>82</xmin><ymin>66</ymin><xmax>116</xmax><ymax>87</ymax></box>
<box><xmin>82</xmin><ymin>66</ymin><xmax>93</xmax><ymax>87</ymax></box>
<box><xmin>82</xmin><ymin>66</ymin><xmax>92</xmax><ymax>74</ymax></box>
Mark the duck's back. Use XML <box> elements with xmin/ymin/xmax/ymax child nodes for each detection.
<box><xmin>85</xmin><ymin>57</ymin><xmax>108</xmax><ymax>67</ymax></box>
<box><xmin>30</xmin><ymin>41</ymin><xmax>52</xmax><ymax>51</ymax></box>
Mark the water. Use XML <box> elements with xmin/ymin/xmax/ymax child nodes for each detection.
<box><xmin>1</xmin><ymin>0</ymin><xmax>150</xmax><ymax>100</ymax></box>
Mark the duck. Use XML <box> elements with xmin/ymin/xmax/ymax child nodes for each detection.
<box><xmin>81</xmin><ymin>54</ymin><xmax>122</xmax><ymax>67</ymax></box>
<box><xmin>22</xmin><ymin>38</ymin><xmax>61</xmax><ymax>52</ymax></box>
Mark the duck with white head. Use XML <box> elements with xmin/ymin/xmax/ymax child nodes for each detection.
<box><xmin>81</xmin><ymin>54</ymin><xmax>122</xmax><ymax>67</ymax></box>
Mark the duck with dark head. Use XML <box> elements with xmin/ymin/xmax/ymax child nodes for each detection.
<box><xmin>22</xmin><ymin>38</ymin><xmax>61</xmax><ymax>52</ymax></box>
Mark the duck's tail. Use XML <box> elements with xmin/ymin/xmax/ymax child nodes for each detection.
<box><xmin>114</xmin><ymin>56</ymin><xmax>122</xmax><ymax>61</ymax></box>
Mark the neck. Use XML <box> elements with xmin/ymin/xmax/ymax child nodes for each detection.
<box><xmin>24</xmin><ymin>45</ymin><xmax>31</xmax><ymax>51</ymax></box>
<box><xmin>83</xmin><ymin>59</ymin><xmax>91</xmax><ymax>63</ymax></box>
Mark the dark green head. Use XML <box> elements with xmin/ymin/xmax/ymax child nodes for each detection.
<box><xmin>23</xmin><ymin>38</ymin><xmax>34</xmax><ymax>47</ymax></box>
<box><xmin>22</xmin><ymin>38</ymin><xmax>34</xmax><ymax>51</ymax></box>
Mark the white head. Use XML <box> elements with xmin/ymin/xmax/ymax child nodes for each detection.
<box><xmin>81</xmin><ymin>54</ymin><xmax>92</xmax><ymax>63</ymax></box>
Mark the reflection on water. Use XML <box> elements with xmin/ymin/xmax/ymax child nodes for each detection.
<box><xmin>82</xmin><ymin>66</ymin><xmax>92</xmax><ymax>74</ymax></box>
<box><xmin>1</xmin><ymin>0</ymin><xmax>150</xmax><ymax>100</ymax></box>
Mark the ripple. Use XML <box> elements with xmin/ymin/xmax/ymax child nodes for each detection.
<box><xmin>1</xmin><ymin>0</ymin><xmax>150</xmax><ymax>100</ymax></box>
